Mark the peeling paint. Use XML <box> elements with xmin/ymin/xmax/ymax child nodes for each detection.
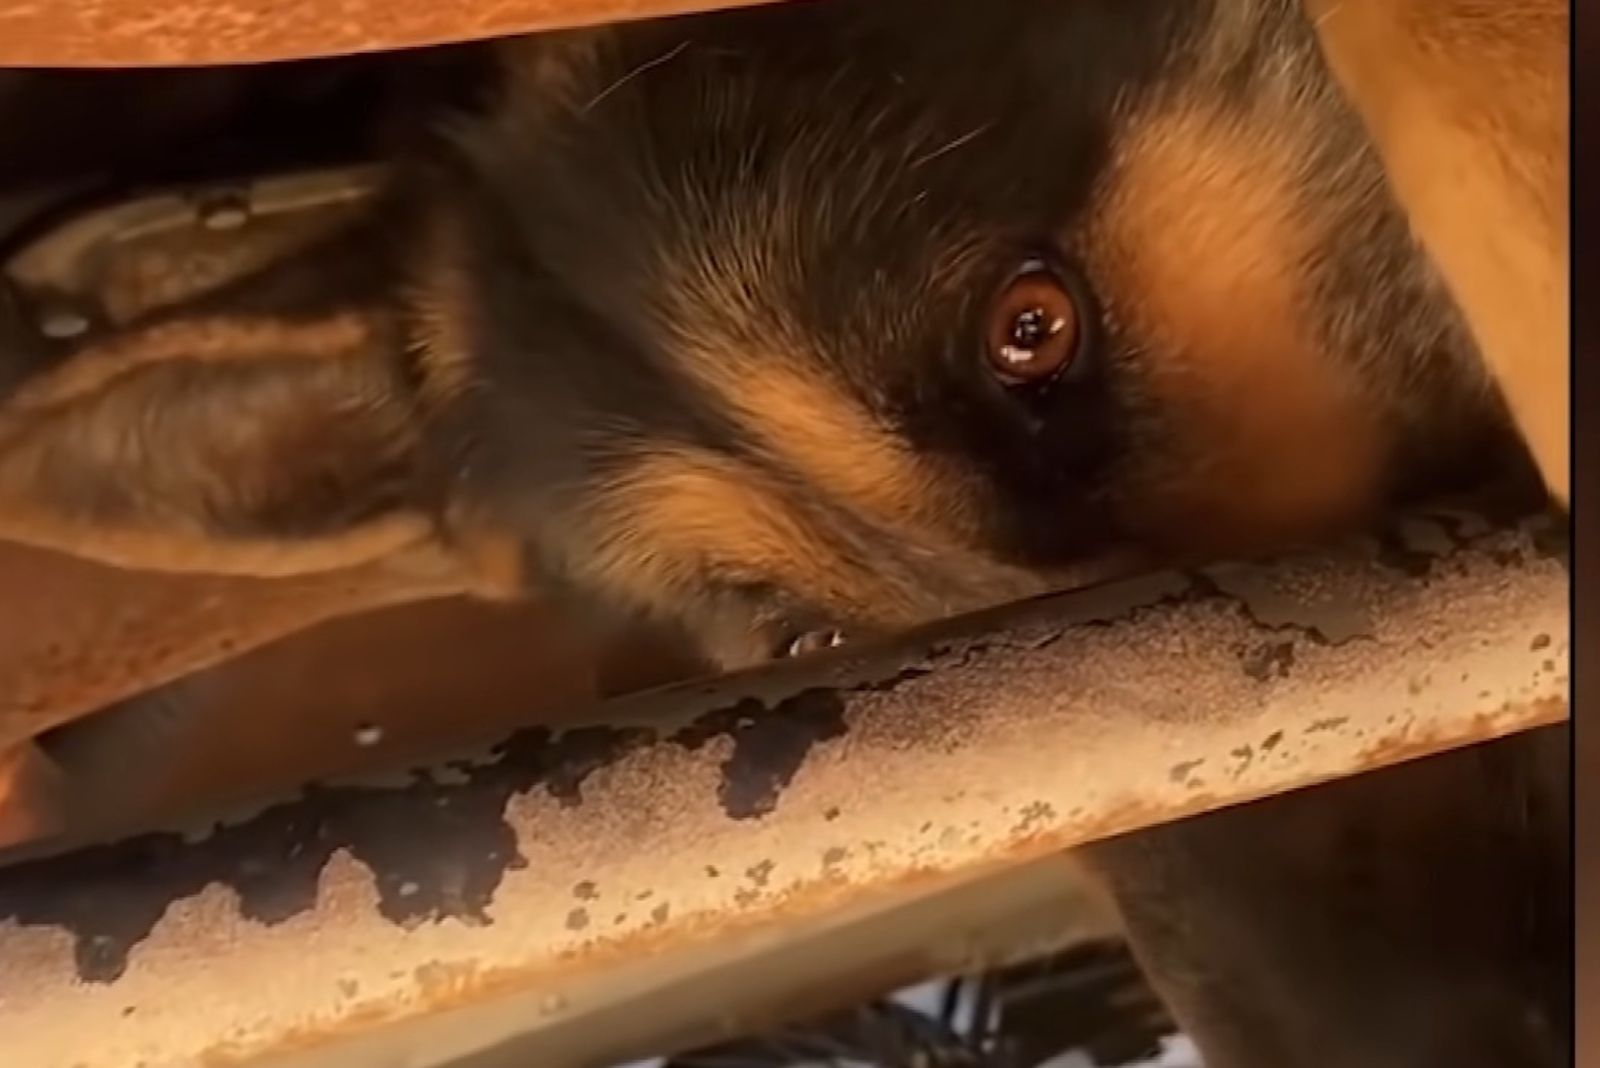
<box><xmin>0</xmin><ymin>685</ymin><xmax>848</xmax><ymax>981</ymax></box>
<box><xmin>1168</xmin><ymin>760</ymin><xmax>1205</xmax><ymax>785</ymax></box>
<box><xmin>1305</xmin><ymin>717</ymin><xmax>1351</xmax><ymax>735</ymax></box>
<box><xmin>1240</xmin><ymin>640</ymin><xmax>1297</xmax><ymax>681</ymax></box>
<box><xmin>1229</xmin><ymin>745</ymin><xmax>1254</xmax><ymax>777</ymax></box>
<box><xmin>1395</xmin><ymin>517</ymin><xmax>1457</xmax><ymax>557</ymax></box>
<box><xmin>0</xmin><ymin>506</ymin><xmax>1566</xmax><ymax>1068</ymax></box>
<box><xmin>2</xmin><ymin>509</ymin><xmax>1566</xmax><ymax>984</ymax></box>
<box><xmin>0</xmin><ymin>725</ymin><xmax>643</xmax><ymax>981</ymax></box>
<box><xmin>1013</xmin><ymin>802</ymin><xmax>1058</xmax><ymax>835</ymax></box>
<box><xmin>1199</xmin><ymin>562</ymin><xmax>1373</xmax><ymax>645</ymax></box>
<box><xmin>672</xmin><ymin>689</ymin><xmax>849</xmax><ymax>819</ymax></box>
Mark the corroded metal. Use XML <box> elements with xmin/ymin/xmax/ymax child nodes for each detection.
<box><xmin>0</xmin><ymin>0</ymin><xmax>782</xmax><ymax>67</ymax></box>
<box><xmin>0</xmin><ymin>509</ymin><xmax>1569</xmax><ymax>1068</ymax></box>
<box><xmin>0</xmin><ymin>540</ymin><xmax>469</xmax><ymax>755</ymax></box>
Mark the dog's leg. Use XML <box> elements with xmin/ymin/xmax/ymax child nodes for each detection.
<box><xmin>1084</xmin><ymin>726</ymin><xmax>1571</xmax><ymax>1068</ymax></box>
<box><xmin>0</xmin><ymin>213</ymin><xmax>446</xmax><ymax>577</ymax></box>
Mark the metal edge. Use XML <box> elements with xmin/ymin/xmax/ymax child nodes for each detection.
<box><xmin>0</xmin><ymin>508</ymin><xmax>1570</xmax><ymax>1068</ymax></box>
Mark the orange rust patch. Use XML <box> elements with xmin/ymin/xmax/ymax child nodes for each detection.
<box><xmin>1083</xmin><ymin>100</ymin><xmax>1387</xmax><ymax>552</ymax></box>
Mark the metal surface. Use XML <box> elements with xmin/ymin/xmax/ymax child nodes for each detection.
<box><xmin>0</xmin><ymin>508</ymin><xmax>1568</xmax><ymax>1068</ymax></box>
<box><xmin>0</xmin><ymin>540</ymin><xmax>469</xmax><ymax>756</ymax></box>
<box><xmin>410</xmin><ymin>853</ymin><xmax>1123</xmax><ymax>1068</ymax></box>
<box><xmin>0</xmin><ymin>0</ymin><xmax>782</xmax><ymax>67</ymax></box>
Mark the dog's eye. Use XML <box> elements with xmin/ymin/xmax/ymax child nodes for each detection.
<box><xmin>984</xmin><ymin>262</ymin><xmax>1079</xmax><ymax>386</ymax></box>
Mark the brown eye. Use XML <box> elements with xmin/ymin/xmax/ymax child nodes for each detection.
<box><xmin>984</xmin><ymin>267</ymin><xmax>1080</xmax><ymax>385</ymax></box>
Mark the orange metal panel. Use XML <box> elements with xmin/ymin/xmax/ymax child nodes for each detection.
<box><xmin>0</xmin><ymin>0</ymin><xmax>783</xmax><ymax>67</ymax></box>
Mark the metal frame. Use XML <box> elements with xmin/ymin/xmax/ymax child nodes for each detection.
<box><xmin>0</xmin><ymin>508</ymin><xmax>1568</xmax><ymax>1068</ymax></box>
<box><xmin>0</xmin><ymin>0</ymin><xmax>786</xmax><ymax>66</ymax></box>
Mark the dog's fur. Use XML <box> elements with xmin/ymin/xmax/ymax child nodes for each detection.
<box><xmin>0</xmin><ymin>0</ymin><xmax>1569</xmax><ymax>1063</ymax></box>
<box><xmin>1084</xmin><ymin>722</ymin><xmax>1570</xmax><ymax>1068</ymax></box>
<box><xmin>0</xmin><ymin>0</ymin><xmax>1552</xmax><ymax>667</ymax></box>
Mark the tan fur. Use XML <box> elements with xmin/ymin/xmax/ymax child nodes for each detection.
<box><xmin>407</xmin><ymin>214</ymin><xmax>483</xmax><ymax>414</ymax></box>
<box><xmin>5</xmin><ymin>315</ymin><xmax>378</xmax><ymax>411</ymax></box>
<box><xmin>1084</xmin><ymin>98</ymin><xmax>1388</xmax><ymax>552</ymax></box>
<box><xmin>576</xmin><ymin>444</ymin><xmax>1056</xmax><ymax>668</ymax></box>
<box><xmin>579</xmin><ymin>447</ymin><xmax>917</xmax><ymax>627</ymax></box>
<box><xmin>674</xmin><ymin>337</ymin><xmax>984</xmax><ymax>545</ymax></box>
<box><xmin>1306</xmin><ymin>0</ymin><xmax>1569</xmax><ymax>503</ymax></box>
<box><xmin>399</xmin><ymin>216</ymin><xmax>539</xmax><ymax>599</ymax></box>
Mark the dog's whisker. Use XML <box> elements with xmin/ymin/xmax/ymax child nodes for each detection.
<box><xmin>582</xmin><ymin>40</ymin><xmax>692</xmax><ymax>114</ymax></box>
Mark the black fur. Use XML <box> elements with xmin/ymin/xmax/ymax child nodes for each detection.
<box><xmin>401</xmin><ymin>0</ymin><xmax>1508</xmax><ymax>637</ymax></box>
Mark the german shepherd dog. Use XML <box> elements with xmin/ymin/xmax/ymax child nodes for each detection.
<box><xmin>0</xmin><ymin>0</ymin><xmax>1569</xmax><ymax>1064</ymax></box>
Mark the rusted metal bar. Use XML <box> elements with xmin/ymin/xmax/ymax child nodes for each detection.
<box><xmin>0</xmin><ymin>0</ymin><xmax>783</xmax><ymax>67</ymax></box>
<box><xmin>0</xmin><ymin>508</ymin><xmax>1569</xmax><ymax>1068</ymax></box>
<box><xmin>0</xmin><ymin>540</ymin><xmax>470</xmax><ymax>756</ymax></box>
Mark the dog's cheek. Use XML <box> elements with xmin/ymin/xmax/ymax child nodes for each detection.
<box><xmin>1077</xmin><ymin>99</ymin><xmax>1391</xmax><ymax>555</ymax></box>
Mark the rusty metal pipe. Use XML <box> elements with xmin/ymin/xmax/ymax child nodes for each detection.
<box><xmin>0</xmin><ymin>509</ymin><xmax>1569</xmax><ymax>1068</ymax></box>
